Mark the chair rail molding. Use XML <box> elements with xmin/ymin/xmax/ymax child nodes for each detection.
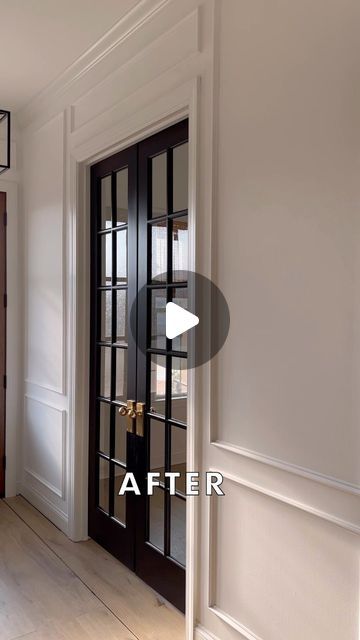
<box><xmin>211</xmin><ymin>440</ymin><xmax>360</xmax><ymax>496</ymax></box>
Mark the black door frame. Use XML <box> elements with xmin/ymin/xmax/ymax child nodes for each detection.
<box><xmin>88</xmin><ymin>120</ymin><xmax>188</xmax><ymax>612</ymax></box>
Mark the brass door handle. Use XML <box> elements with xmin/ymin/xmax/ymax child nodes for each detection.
<box><xmin>118</xmin><ymin>400</ymin><xmax>136</xmax><ymax>433</ymax></box>
<box><xmin>135</xmin><ymin>402</ymin><xmax>145</xmax><ymax>438</ymax></box>
<box><xmin>118</xmin><ymin>400</ymin><xmax>145</xmax><ymax>436</ymax></box>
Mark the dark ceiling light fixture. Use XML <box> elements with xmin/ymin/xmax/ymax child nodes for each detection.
<box><xmin>0</xmin><ymin>110</ymin><xmax>11</xmax><ymax>175</ymax></box>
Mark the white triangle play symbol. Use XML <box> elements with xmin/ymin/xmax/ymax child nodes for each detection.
<box><xmin>166</xmin><ymin>302</ymin><xmax>199</xmax><ymax>340</ymax></box>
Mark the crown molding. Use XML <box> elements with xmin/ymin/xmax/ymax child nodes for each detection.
<box><xmin>17</xmin><ymin>0</ymin><xmax>171</xmax><ymax>128</ymax></box>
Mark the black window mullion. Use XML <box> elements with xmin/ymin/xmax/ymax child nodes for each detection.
<box><xmin>111</xmin><ymin>170</ymin><xmax>116</xmax><ymax>228</ymax></box>
<box><xmin>163</xmin><ymin>147</ymin><xmax>174</xmax><ymax>557</ymax></box>
<box><xmin>109</xmin><ymin>460</ymin><xmax>115</xmax><ymax>516</ymax></box>
<box><xmin>109</xmin><ymin>176</ymin><xmax>117</xmax><ymax>516</ymax></box>
<box><xmin>167</xmin><ymin>147</ymin><xmax>173</xmax><ymax>289</ymax></box>
<box><xmin>164</xmin><ymin>421</ymin><xmax>171</xmax><ymax>556</ymax></box>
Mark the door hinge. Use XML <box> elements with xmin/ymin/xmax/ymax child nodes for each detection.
<box><xmin>3</xmin><ymin>374</ymin><xmax>6</xmax><ymax>390</ymax></box>
<box><xmin>3</xmin><ymin>293</ymin><xmax>7</xmax><ymax>308</ymax></box>
<box><xmin>3</xmin><ymin>211</ymin><xmax>7</xmax><ymax>226</ymax></box>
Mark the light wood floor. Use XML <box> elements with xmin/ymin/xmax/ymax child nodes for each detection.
<box><xmin>0</xmin><ymin>497</ymin><xmax>185</xmax><ymax>640</ymax></box>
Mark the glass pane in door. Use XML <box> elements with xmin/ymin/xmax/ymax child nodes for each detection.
<box><xmin>100</xmin><ymin>234</ymin><xmax>112</xmax><ymax>286</ymax></box>
<box><xmin>98</xmin><ymin>401</ymin><xmax>111</xmax><ymax>456</ymax></box>
<box><xmin>151</xmin><ymin>220</ymin><xmax>167</xmax><ymax>282</ymax></box>
<box><xmin>150</xmin><ymin>355</ymin><xmax>166</xmax><ymax>416</ymax></box>
<box><xmin>116</xmin><ymin>168</ymin><xmax>128</xmax><ymax>225</ymax></box>
<box><xmin>116</xmin><ymin>229</ymin><xmax>127</xmax><ymax>283</ymax></box>
<box><xmin>152</xmin><ymin>153</ymin><xmax>167</xmax><ymax>217</ymax></box>
<box><xmin>149</xmin><ymin>488</ymin><xmax>165</xmax><ymax>552</ymax></box>
<box><xmin>172</xmin><ymin>216</ymin><xmax>188</xmax><ymax>282</ymax></box>
<box><xmin>100</xmin><ymin>175</ymin><xmax>112</xmax><ymax>229</ymax></box>
<box><xmin>99</xmin><ymin>290</ymin><xmax>112</xmax><ymax>342</ymax></box>
<box><xmin>151</xmin><ymin>289</ymin><xmax>166</xmax><ymax>349</ymax></box>
<box><xmin>170</xmin><ymin>496</ymin><xmax>186</xmax><ymax>565</ymax></box>
<box><xmin>173</xmin><ymin>143</ymin><xmax>188</xmax><ymax>212</ymax></box>
<box><xmin>114</xmin><ymin>465</ymin><xmax>127</xmax><ymax>525</ymax></box>
<box><xmin>98</xmin><ymin>457</ymin><xmax>110</xmax><ymax>513</ymax></box>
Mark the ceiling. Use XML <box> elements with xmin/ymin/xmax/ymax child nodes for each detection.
<box><xmin>0</xmin><ymin>0</ymin><xmax>140</xmax><ymax>111</ymax></box>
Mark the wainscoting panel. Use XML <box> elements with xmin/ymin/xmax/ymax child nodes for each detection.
<box><xmin>24</xmin><ymin>396</ymin><xmax>66</xmax><ymax>500</ymax></box>
<box><xmin>209</xmin><ymin>474</ymin><xmax>359</xmax><ymax>640</ymax></box>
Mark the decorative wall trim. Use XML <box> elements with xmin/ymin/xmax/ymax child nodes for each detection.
<box><xmin>209</xmin><ymin>608</ymin><xmax>263</xmax><ymax>640</ymax></box>
<box><xmin>24</xmin><ymin>111</ymin><xmax>67</xmax><ymax>395</ymax></box>
<box><xmin>195</xmin><ymin>626</ymin><xmax>222</xmax><ymax>640</ymax></box>
<box><xmin>207</xmin><ymin>468</ymin><xmax>360</xmax><ymax>640</ymax></box>
<box><xmin>24</xmin><ymin>395</ymin><xmax>67</xmax><ymax>500</ymax></box>
<box><xmin>212</xmin><ymin>440</ymin><xmax>360</xmax><ymax>497</ymax></box>
<box><xmin>70</xmin><ymin>79</ymin><xmax>195</xmax><ymax>162</ymax></box>
<box><xmin>17</xmin><ymin>0</ymin><xmax>182</xmax><ymax>128</ymax></box>
<box><xmin>210</xmin><ymin>468</ymin><xmax>360</xmax><ymax>535</ymax></box>
<box><xmin>19</xmin><ymin>483</ymin><xmax>68</xmax><ymax>534</ymax></box>
<box><xmin>24</xmin><ymin>467</ymin><xmax>63</xmax><ymax>499</ymax></box>
<box><xmin>71</xmin><ymin>9</ymin><xmax>199</xmax><ymax>132</ymax></box>
<box><xmin>24</xmin><ymin>379</ymin><xmax>66</xmax><ymax>397</ymax></box>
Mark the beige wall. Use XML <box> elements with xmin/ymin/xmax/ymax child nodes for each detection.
<box><xmin>215</xmin><ymin>0</ymin><xmax>360</xmax><ymax>484</ymax></box>
<box><xmin>199</xmin><ymin>1</ymin><xmax>360</xmax><ymax>639</ymax></box>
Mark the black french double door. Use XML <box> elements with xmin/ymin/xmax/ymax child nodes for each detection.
<box><xmin>89</xmin><ymin>120</ymin><xmax>189</xmax><ymax>612</ymax></box>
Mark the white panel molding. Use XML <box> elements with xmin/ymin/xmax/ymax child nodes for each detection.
<box><xmin>71</xmin><ymin>9</ymin><xmax>199</xmax><ymax>132</ymax></box>
<box><xmin>24</xmin><ymin>395</ymin><xmax>67</xmax><ymax>500</ymax></box>
<box><xmin>212</xmin><ymin>440</ymin><xmax>360</xmax><ymax>496</ymax></box>
<box><xmin>24</xmin><ymin>467</ymin><xmax>63</xmax><ymax>499</ymax></box>
<box><xmin>210</xmin><ymin>469</ymin><xmax>360</xmax><ymax>537</ymax></box>
<box><xmin>17</xmin><ymin>0</ymin><xmax>168</xmax><ymax>127</ymax></box>
<box><xmin>19</xmin><ymin>482</ymin><xmax>68</xmax><ymax>534</ymax></box>
<box><xmin>207</xmin><ymin>468</ymin><xmax>360</xmax><ymax>640</ymax></box>
<box><xmin>24</xmin><ymin>379</ymin><xmax>68</xmax><ymax>400</ymax></box>
<box><xmin>70</xmin><ymin>78</ymin><xmax>198</xmax><ymax>163</ymax></box>
<box><xmin>24</xmin><ymin>111</ymin><xmax>67</xmax><ymax>395</ymax></box>
<box><xmin>195</xmin><ymin>626</ymin><xmax>222</xmax><ymax>640</ymax></box>
<box><xmin>24</xmin><ymin>379</ymin><xmax>66</xmax><ymax>396</ymax></box>
<box><xmin>17</xmin><ymin>0</ymin><xmax>202</xmax><ymax>131</ymax></box>
<box><xmin>209</xmin><ymin>608</ymin><xmax>262</xmax><ymax>640</ymax></box>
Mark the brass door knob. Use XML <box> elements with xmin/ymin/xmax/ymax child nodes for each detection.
<box><xmin>118</xmin><ymin>400</ymin><xmax>136</xmax><ymax>433</ymax></box>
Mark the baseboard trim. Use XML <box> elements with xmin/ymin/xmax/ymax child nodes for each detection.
<box><xmin>195</xmin><ymin>626</ymin><xmax>222</xmax><ymax>640</ymax></box>
<box><xmin>18</xmin><ymin>484</ymin><xmax>68</xmax><ymax>534</ymax></box>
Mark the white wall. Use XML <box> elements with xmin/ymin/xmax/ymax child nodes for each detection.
<box><xmin>18</xmin><ymin>1</ymin><xmax>360</xmax><ymax>639</ymax></box>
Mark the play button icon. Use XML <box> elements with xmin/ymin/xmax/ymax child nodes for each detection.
<box><xmin>130</xmin><ymin>270</ymin><xmax>230</xmax><ymax>369</ymax></box>
<box><xmin>165</xmin><ymin>302</ymin><xmax>199</xmax><ymax>340</ymax></box>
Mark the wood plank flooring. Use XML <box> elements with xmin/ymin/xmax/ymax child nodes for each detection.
<box><xmin>1</xmin><ymin>497</ymin><xmax>185</xmax><ymax>640</ymax></box>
